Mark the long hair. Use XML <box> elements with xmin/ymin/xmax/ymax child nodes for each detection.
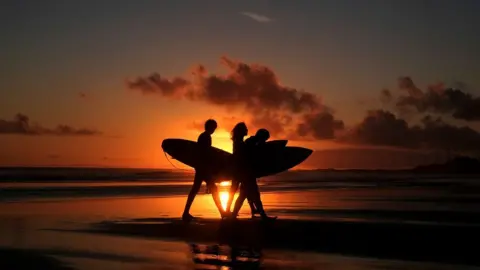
<box><xmin>231</xmin><ymin>122</ymin><xmax>247</xmax><ymax>142</ymax></box>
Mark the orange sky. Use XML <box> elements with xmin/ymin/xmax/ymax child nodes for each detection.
<box><xmin>0</xmin><ymin>116</ymin><xmax>341</xmax><ymax>169</ymax></box>
<box><xmin>1</xmin><ymin>1</ymin><xmax>480</xmax><ymax>169</ymax></box>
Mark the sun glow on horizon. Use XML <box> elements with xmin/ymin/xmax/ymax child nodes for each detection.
<box><xmin>219</xmin><ymin>181</ymin><xmax>230</xmax><ymax>187</ymax></box>
<box><xmin>212</xmin><ymin>130</ymin><xmax>233</xmax><ymax>153</ymax></box>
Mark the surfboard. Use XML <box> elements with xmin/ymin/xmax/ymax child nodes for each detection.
<box><xmin>161</xmin><ymin>138</ymin><xmax>312</xmax><ymax>180</ymax></box>
<box><xmin>260</xmin><ymin>139</ymin><xmax>288</xmax><ymax>147</ymax></box>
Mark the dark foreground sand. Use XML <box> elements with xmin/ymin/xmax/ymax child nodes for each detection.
<box><xmin>0</xmin><ymin>248</ymin><xmax>75</xmax><ymax>270</ymax></box>
<box><xmin>51</xmin><ymin>217</ymin><xmax>480</xmax><ymax>267</ymax></box>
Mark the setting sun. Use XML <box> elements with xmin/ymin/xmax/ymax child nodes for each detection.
<box><xmin>219</xmin><ymin>181</ymin><xmax>231</xmax><ymax>187</ymax></box>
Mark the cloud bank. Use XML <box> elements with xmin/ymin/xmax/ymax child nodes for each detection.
<box><xmin>384</xmin><ymin>76</ymin><xmax>480</xmax><ymax>121</ymax></box>
<box><xmin>127</xmin><ymin>57</ymin><xmax>480</xmax><ymax>156</ymax></box>
<box><xmin>127</xmin><ymin>56</ymin><xmax>344</xmax><ymax>139</ymax></box>
<box><xmin>0</xmin><ymin>113</ymin><xmax>101</xmax><ymax>136</ymax></box>
<box><xmin>341</xmin><ymin>110</ymin><xmax>480</xmax><ymax>154</ymax></box>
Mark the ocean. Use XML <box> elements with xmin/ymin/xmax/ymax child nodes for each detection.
<box><xmin>0</xmin><ymin>167</ymin><xmax>479</xmax><ymax>269</ymax></box>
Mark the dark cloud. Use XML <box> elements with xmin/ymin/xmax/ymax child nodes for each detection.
<box><xmin>394</xmin><ymin>76</ymin><xmax>480</xmax><ymax>121</ymax></box>
<box><xmin>343</xmin><ymin>110</ymin><xmax>416</xmax><ymax>148</ymax></box>
<box><xmin>297</xmin><ymin>112</ymin><xmax>345</xmax><ymax>140</ymax></box>
<box><xmin>418</xmin><ymin>115</ymin><xmax>480</xmax><ymax>152</ymax></box>
<box><xmin>380</xmin><ymin>89</ymin><xmax>392</xmax><ymax>104</ymax></box>
<box><xmin>342</xmin><ymin>110</ymin><xmax>480</xmax><ymax>155</ymax></box>
<box><xmin>126</xmin><ymin>73</ymin><xmax>190</xmax><ymax>97</ymax></box>
<box><xmin>0</xmin><ymin>113</ymin><xmax>101</xmax><ymax>136</ymax></box>
<box><xmin>127</xmin><ymin>58</ymin><xmax>480</xmax><ymax>157</ymax></box>
<box><xmin>127</xmin><ymin>56</ymin><xmax>344</xmax><ymax>139</ymax></box>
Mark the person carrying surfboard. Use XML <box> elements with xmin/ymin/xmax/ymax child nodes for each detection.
<box><xmin>182</xmin><ymin>119</ymin><xmax>226</xmax><ymax>221</ymax></box>
<box><xmin>224</xmin><ymin>122</ymin><xmax>250</xmax><ymax>216</ymax></box>
<box><xmin>242</xmin><ymin>128</ymin><xmax>272</xmax><ymax>218</ymax></box>
<box><xmin>225</xmin><ymin>122</ymin><xmax>255</xmax><ymax>217</ymax></box>
<box><xmin>232</xmin><ymin>129</ymin><xmax>276</xmax><ymax>220</ymax></box>
<box><xmin>225</xmin><ymin>128</ymin><xmax>266</xmax><ymax>217</ymax></box>
<box><xmin>226</xmin><ymin>123</ymin><xmax>276</xmax><ymax>220</ymax></box>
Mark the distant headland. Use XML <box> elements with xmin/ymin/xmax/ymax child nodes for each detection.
<box><xmin>306</xmin><ymin>156</ymin><xmax>480</xmax><ymax>174</ymax></box>
<box><xmin>412</xmin><ymin>156</ymin><xmax>480</xmax><ymax>174</ymax></box>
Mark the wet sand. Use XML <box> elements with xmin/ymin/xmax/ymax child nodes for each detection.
<box><xmin>1</xmin><ymin>228</ymin><xmax>477</xmax><ymax>270</ymax></box>
<box><xmin>1</xmin><ymin>173</ymin><xmax>480</xmax><ymax>269</ymax></box>
<box><xmin>54</xmin><ymin>217</ymin><xmax>479</xmax><ymax>267</ymax></box>
<box><xmin>0</xmin><ymin>248</ymin><xmax>75</xmax><ymax>270</ymax></box>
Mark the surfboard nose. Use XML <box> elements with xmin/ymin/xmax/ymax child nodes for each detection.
<box><xmin>287</xmin><ymin>147</ymin><xmax>313</xmax><ymax>164</ymax></box>
<box><xmin>298</xmin><ymin>147</ymin><xmax>313</xmax><ymax>159</ymax></box>
<box><xmin>161</xmin><ymin>138</ymin><xmax>177</xmax><ymax>152</ymax></box>
<box><xmin>161</xmin><ymin>139</ymin><xmax>169</xmax><ymax>151</ymax></box>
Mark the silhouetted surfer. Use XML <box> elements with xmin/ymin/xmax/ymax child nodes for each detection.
<box><xmin>225</xmin><ymin>122</ymin><xmax>249</xmax><ymax>216</ymax></box>
<box><xmin>226</xmin><ymin>124</ymin><xmax>275</xmax><ymax>220</ymax></box>
<box><xmin>225</xmin><ymin>127</ymin><xmax>264</xmax><ymax>217</ymax></box>
<box><xmin>242</xmin><ymin>129</ymin><xmax>273</xmax><ymax>218</ymax></box>
<box><xmin>182</xmin><ymin>119</ymin><xmax>225</xmax><ymax>221</ymax></box>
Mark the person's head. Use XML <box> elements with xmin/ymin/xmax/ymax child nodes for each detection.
<box><xmin>255</xmin><ymin>128</ymin><xmax>270</xmax><ymax>143</ymax></box>
<box><xmin>204</xmin><ymin>119</ymin><xmax>217</xmax><ymax>134</ymax></box>
<box><xmin>231</xmin><ymin>122</ymin><xmax>248</xmax><ymax>141</ymax></box>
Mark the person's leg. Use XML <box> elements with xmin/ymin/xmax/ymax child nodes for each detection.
<box><xmin>231</xmin><ymin>184</ymin><xmax>248</xmax><ymax>218</ymax></box>
<box><xmin>245</xmin><ymin>178</ymin><xmax>258</xmax><ymax>217</ymax></box>
<box><xmin>249</xmin><ymin>181</ymin><xmax>276</xmax><ymax>220</ymax></box>
<box><xmin>225</xmin><ymin>179</ymin><xmax>239</xmax><ymax>213</ymax></box>
<box><xmin>243</xmin><ymin>177</ymin><xmax>259</xmax><ymax>217</ymax></box>
<box><xmin>182</xmin><ymin>173</ymin><xmax>203</xmax><ymax>220</ymax></box>
<box><xmin>247</xmin><ymin>197</ymin><xmax>257</xmax><ymax>217</ymax></box>
<box><xmin>206</xmin><ymin>181</ymin><xmax>226</xmax><ymax>217</ymax></box>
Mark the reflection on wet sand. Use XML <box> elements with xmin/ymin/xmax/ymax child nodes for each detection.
<box><xmin>74</xmin><ymin>217</ymin><xmax>480</xmax><ymax>267</ymax></box>
<box><xmin>0</xmin><ymin>247</ymin><xmax>75</xmax><ymax>270</ymax></box>
<box><xmin>190</xmin><ymin>243</ymin><xmax>261</xmax><ymax>269</ymax></box>
<box><xmin>1</xmin><ymin>214</ymin><xmax>479</xmax><ymax>270</ymax></box>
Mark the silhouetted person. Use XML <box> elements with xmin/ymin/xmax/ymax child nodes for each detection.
<box><xmin>231</xmin><ymin>129</ymin><xmax>276</xmax><ymax>220</ymax></box>
<box><xmin>225</xmin><ymin>122</ymin><xmax>250</xmax><ymax>215</ymax></box>
<box><xmin>182</xmin><ymin>119</ymin><xmax>225</xmax><ymax>221</ymax></box>
<box><xmin>243</xmin><ymin>129</ymin><xmax>271</xmax><ymax>218</ymax></box>
<box><xmin>226</xmin><ymin>128</ymin><xmax>268</xmax><ymax>217</ymax></box>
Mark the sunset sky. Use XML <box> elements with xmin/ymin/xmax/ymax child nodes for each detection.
<box><xmin>1</xmin><ymin>0</ymin><xmax>479</xmax><ymax>169</ymax></box>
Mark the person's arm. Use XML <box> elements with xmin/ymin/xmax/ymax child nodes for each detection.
<box><xmin>206</xmin><ymin>135</ymin><xmax>212</xmax><ymax>147</ymax></box>
<box><xmin>197</xmin><ymin>133</ymin><xmax>212</xmax><ymax>172</ymax></box>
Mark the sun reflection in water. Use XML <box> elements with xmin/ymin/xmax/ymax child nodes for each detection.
<box><xmin>218</xmin><ymin>181</ymin><xmax>231</xmax><ymax>211</ymax></box>
<box><xmin>220</xmin><ymin>191</ymin><xmax>229</xmax><ymax>211</ymax></box>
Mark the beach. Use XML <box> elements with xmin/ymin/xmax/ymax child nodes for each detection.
<box><xmin>1</xmin><ymin>168</ymin><xmax>480</xmax><ymax>269</ymax></box>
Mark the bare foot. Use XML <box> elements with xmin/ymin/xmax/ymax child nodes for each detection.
<box><xmin>261</xmin><ymin>215</ymin><xmax>277</xmax><ymax>221</ymax></box>
<box><xmin>182</xmin><ymin>213</ymin><xmax>195</xmax><ymax>222</ymax></box>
